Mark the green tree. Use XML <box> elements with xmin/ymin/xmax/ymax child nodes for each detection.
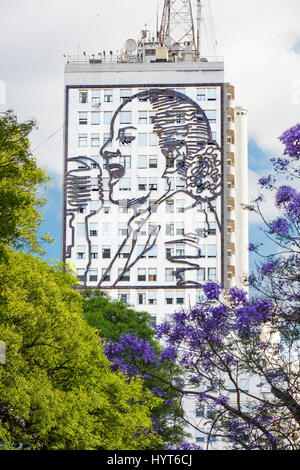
<box><xmin>0</xmin><ymin>111</ymin><xmax>48</xmax><ymax>257</ymax></box>
<box><xmin>82</xmin><ymin>289</ymin><xmax>187</xmax><ymax>449</ymax></box>
<box><xmin>0</xmin><ymin>250</ymin><xmax>162</xmax><ymax>450</ymax></box>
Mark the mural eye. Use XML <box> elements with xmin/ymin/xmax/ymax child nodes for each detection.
<box><xmin>118</xmin><ymin>134</ymin><xmax>136</xmax><ymax>145</ymax></box>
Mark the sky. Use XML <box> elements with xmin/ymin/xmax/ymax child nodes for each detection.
<box><xmin>0</xmin><ymin>0</ymin><xmax>299</xmax><ymax>270</ymax></box>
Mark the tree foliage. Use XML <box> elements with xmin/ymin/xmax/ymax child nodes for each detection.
<box><xmin>92</xmin><ymin>125</ymin><xmax>300</xmax><ymax>450</ymax></box>
<box><xmin>0</xmin><ymin>250</ymin><xmax>162</xmax><ymax>450</ymax></box>
<box><xmin>0</xmin><ymin>111</ymin><xmax>48</xmax><ymax>257</ymax></box>
<box><xmin>82</xmin><ymin>289</ymin><xmax>187</xmax><ymax>449</ymax></box>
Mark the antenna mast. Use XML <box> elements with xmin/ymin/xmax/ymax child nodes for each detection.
<box><xmin>159</xmin><ymin>0</ymin><xmax>197</xmax><ymax>52</ymax></box>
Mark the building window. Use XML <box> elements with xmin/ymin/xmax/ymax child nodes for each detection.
<box><xmin>207</xmin><ymin>245</ymin><xmax>217</xmax><ymax>258</ymax></box>
<box><xmin>78</xmin><ymin>112</ymin><xmax>88</xmax><ymax>125</ymax></box>
<box><xmin>118</xmin><ymin>269</ymin><xmax>130</xmax><ymax>282</ymax></box>
<box><xmin>149</xmin><ymin>111</ymin><xmax>156</xmax><ymax>124</ymax></box>
<box><xmin>148</xmin><ymin>245</ymin><xmax>157</xmax><ymax>258</ymax></box>
<box><xmin>90</xmin><ymin>200</ymin><xmax>99</xmax><ymax>212</ymax></box>
<box><xmin>176</xmin><ymin>178</ymin><xmax>185</xmax><ymax>190</ymax></box>
<box><xmin>148</xmin><ymin>292</ymin><xmax>157</xmax><ymax>305</ymax></box>
<box><xmin>149</xmin><ymin>133</ymin><xmax>159</xmax><ymax>146</ymax></box>
<box><xmin>79</xmin><ymin>91</ymin><xmax>88</xmax><ymax>103</ymax></box>
<box><xmin>196</xmin><ymin>407</ymin><xmax>205</xmax><ymax>418</ymax></box>
<box><xmin>138</xmin><ymin>293</ymin><xmax>146</xmax><ymax>305</ymax></box>
<box><xmin>149</xmin><ymin>157</ymin><xmax>157</xmax><ymax>168</ymax></box>
<box><xmin>102</xmin><ymin>268</ymin><xmax>110</xmax><ymax>282</ymax></box>
<box><xmin>199</xmin><ymin>245</ymin><xmax>206</xmax><ymax>258</ymax></box>
<box><xmin>150</xmin><ymin>316</ymin><xmax>157</xmax><ymax>327</ymax></box>
<box><xmin>119</xmin><ymin>245</ymin><xmax>130</xmax><ymax>259</ymax></box>
<box><xmin>208</xmin><ymin>268</ymin><xmax>217</xmax><ymax>282</ymax></box>
<box><xmin>207</xmin><ymin>110</ymin><xmax>216</xmax><ymax>123</ymax></box>
<box><xmin>165</xmin><ymin>291</ymin><xmax>174</xmax><ymax>304</ymax></box>
<box><xmin>104</xmin><ymin>111</ymin><xmax>112</xmax><ymax>125</ymax></box>
<box><xmin>102</xmin><ymin>223</ymin><xmax>111</xmax><ymax>236</ymax></box>
<box><xmin>138</xmin><ymin>155</ymin><xmax>147</xmax><ymax>168</ymax></box>
<box><xmin>90</xmin><ymin>155</ymin><xmax>100</xmax><ymax>168</ymax></box>
<box><xmin>176</xmin><ymin>222</ymin><xmax>184</xmax><ymax>235</ymax></box>
<box><xmin>77</xmin><ymin>269</ymin><xmax>85</xmax><ymax>282</ymax></box>
<box><xmin>197</xmin><ymin>89</ymin><xmax>206</xmax><ymax>101</ymax></box>
<box><xmin>139</xmin><ymin>111</ymin><xmax>148</xmax><ymax>124</ymax></box>
<box><xmin>91</xmin><ymin>90</ymin><xmax>100</xmax><ymax>106</ymax></box>
<box><xmin>77</xmin><ymin>245</ymin><xmax>86</xmax><ymax>260</ymax></box>
<box><xmin>176</xmin><ymin>200</ymin><xmax>185</xmax><ymax>213</ymax></box>
<box><xmin>118</xmin><ymin>223</ymin><xmax>128</xmax><ymax>237</ymax></box>
<box><xmin>166</xmin><ymin>224</ymin><xmax>174</xmax><ymax>236</ymax></box>
<box><xmin>197</xmin><ymin>268</ymin><xmax>206</xmax><ymax>282</ymax></box>
<box><xmin>239</xmin><ymin>379</ymin><xmax>249</xmax><ymax>393</ymax></box>
<box><xmin>91</xmin><ymin>246</ymin><xmax>98</xmax><ymax>259</ymax></box>
<box><xmin>165</xmin><ymin>268</ymin><xmax>174</xmax><ymax>282</ymax></box>
<box><xmin>208</xmin><ymin>222</ymin><xmax>217</xmax><ymax>236</ymax></box>
<box><xmin>120</xmin><ymin>111</ymin><xmax>132</xmax><ymax>124</ymax></box>
<box><xmin>138</xmin><ymin>178</ymin><xmax>147</xmax><ymax>191</ymax></box>
<box><xmin>104</xmin><ymin>89</ymin><xmax>113</xmax><ymax>102</ymax></box>
<box><xmin>91</xmin><ymin>134</ymin><xmax>100</xmax><ymax>147</ymax></box>
<box><xmin>149</xmin><ymin>178</ymin><xmax>157</xmax><ymax>190</ymax></box>
<box><xmin>166</xmin><ymin>199</ymin><xmax>174</xmax><ymax>213</ymax></box>
<box><xmin>176</xmin><ymin>295</ymin><xmax>184</xmax><ymax>305</ymax></box>
<box><xmin>102</xmin><ymin>247</ymin><xmax>111</xmax><ymax>259</ymax></box>
<box><xmin>207</xmin><ymin>88</ymin><xmax>217</xmax><ymax>101</ymax></box>
<box><xmin>120</xmin><ymin>89</ymin><xmax>132</xmax><ymax>102</ymax></box>
<box><xmin>89</xmin><ymin>223</ymin><xmax>98</xmax><ymax>237</ymax></box>
<box><xmin>148</xmin><ymin>269</ymin><xmax>157</xmax><ymax>282</ymax></box>
<box><xmin>103</xmin><ymin>203</ymin><xmax>111</xmax><ymax>214</ymax></box>
<box><xmin>119</xmin><ymin>178</ymin><xmax>131</xmax><ymax>191</ymax></box>
<box><xmin>119</xmin><ymin>155</ymin><xmax>131</xmax><ymax>169</ymax></box>
<box><xmin>77</xmin><ymin>223</ymin><xmax>85</xmax><ymax>237</ymax></box>
<box><xmin>118</xmin><ymin>293</ymin><xmax>128</xmax><ymax>303</ymax></box>
<box><xmin>176</xmin><ymin>245</ymin><xmax>185</xmax><ymax>257</ymax></box>
<box><xmin>91</xmin><ymin>112</ymin><xmax>100</xmax><ymax>125</ymax></box>
<box><xmin>89</xmin><ymin>270</ymin><xmax>98</xmax><ymax>282</ymax></box>
<box><xmin>78</xmin><ymin>134</ymin><xmax>87</xmax><ymax>147</ymax></box>
<box><xmin>138</xmin><ymin>133</ymin><xmax>148</xmax><ymax>146</ymax></box>
<box><xmin>138</xmin><ymin>269</ymin><xmax>146</xmax><ymax>282</ymax></box>
<box><xmin>166</xmin><ymin>247</ymin><xmax>174</xmax><ymax>259</ymax></box>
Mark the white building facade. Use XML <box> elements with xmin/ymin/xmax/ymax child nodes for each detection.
<box><xmin>63</xmin><ymin>46</ymin><xmax>249</xmax><ymax>447</ymax></box>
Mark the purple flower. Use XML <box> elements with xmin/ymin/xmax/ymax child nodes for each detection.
<box><xmin>249</xmin><ymin>243</ymin><xmax>256</xmax><ymax>252</ymax></box>
<box><xmin>275</xmin><ymin>186</ymin><xmax>296</xmax><ymax>207</ymax></box>
<box><xmin>203</xmin><ymin>282</ymin><xmax>222</xmax><ymax>300</ymax></box>
<box><xmin>261</xmin><ymin>260</ymin><xmax>279</xmax><ymax>276</ymax></box>
<box><xmin>229</xmin><ymin>287</ymin><xmax>247</xmax><ymax>305</ymax></box>
<box><xmin>259</xmin><ymin>175</ymin><xmax>274</xmax><ymax>189</ymax></box>
<box><xmin>279</xmin><ymin>124</ymin><xmax>300</xmax><ymax>160</ymax></box>
<box><xmin>269</xmin><ymin>218</ymin><xmax>290</xmax><ymax>236</ymax></box>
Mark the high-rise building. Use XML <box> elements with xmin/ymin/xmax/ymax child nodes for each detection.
<box><xmin>62</xmin><ymin>1</ymin><xmax>248</xmax><ymax>447</ymax></box>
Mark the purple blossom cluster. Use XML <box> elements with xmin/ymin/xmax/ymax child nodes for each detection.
<box><xmin>228</xmin><ymin>287</ymin><xmax>247</xmax><ymax>306</ymax></box>
<box><xmin>258</xmin><ymin>175</ymin><xmax>275</xmax><ymax>189</ymax></box>
<box><xmin>260</xmin><ymin>260</ymin><xmax>279</xmax><ymax>276</ymax></box>
<box><xmin>203</xmin><ymin>282</ymin><xmax>222</xmax><ymax>300</ymax></box>
<box><xmin>279</xmin><ymin>124</ymin><xmax>300</xmax><ymax>160</ymax></box>
<box><xmin>269</xmin><ymin>218</ymin><xmax>290</xmax><ymax>236</ymax></box>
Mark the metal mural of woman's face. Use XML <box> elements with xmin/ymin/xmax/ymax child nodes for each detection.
<box><xmin>100</xmin><ymin>88</ymin><xmax>222</xmax><ymax>208</ymax></box>
<box><xmin>66</xmin><ymin>87</ymin><xmax>222</xmax><ymax>288</ymax></box>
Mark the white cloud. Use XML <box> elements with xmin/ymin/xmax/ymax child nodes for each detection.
<box><xmin>0</xmin><ymin>0</ymin><xmax>299</xmax><ymax>175</ymax></box>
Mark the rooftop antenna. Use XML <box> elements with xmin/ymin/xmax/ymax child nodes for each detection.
<box><xmin>197</xmin><ymin>0</ymin><xmax>202</xmax><ymax>56</ymax></box>
<box><xmin>159</xmin><ymin>0</ymin><xmax>197</xmax><ymax>52</ymax></box>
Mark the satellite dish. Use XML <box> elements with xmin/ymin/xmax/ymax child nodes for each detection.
<box><xmin>125</xmin><ymin>39</ymin><xmax>137</xmax><ymax>53</ymax></box>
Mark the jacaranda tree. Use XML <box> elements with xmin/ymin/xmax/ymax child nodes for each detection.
<box><xmin>103</xmin><ymin>124</ymin><xmax>300</xmax><ymax>450</ymax></box>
